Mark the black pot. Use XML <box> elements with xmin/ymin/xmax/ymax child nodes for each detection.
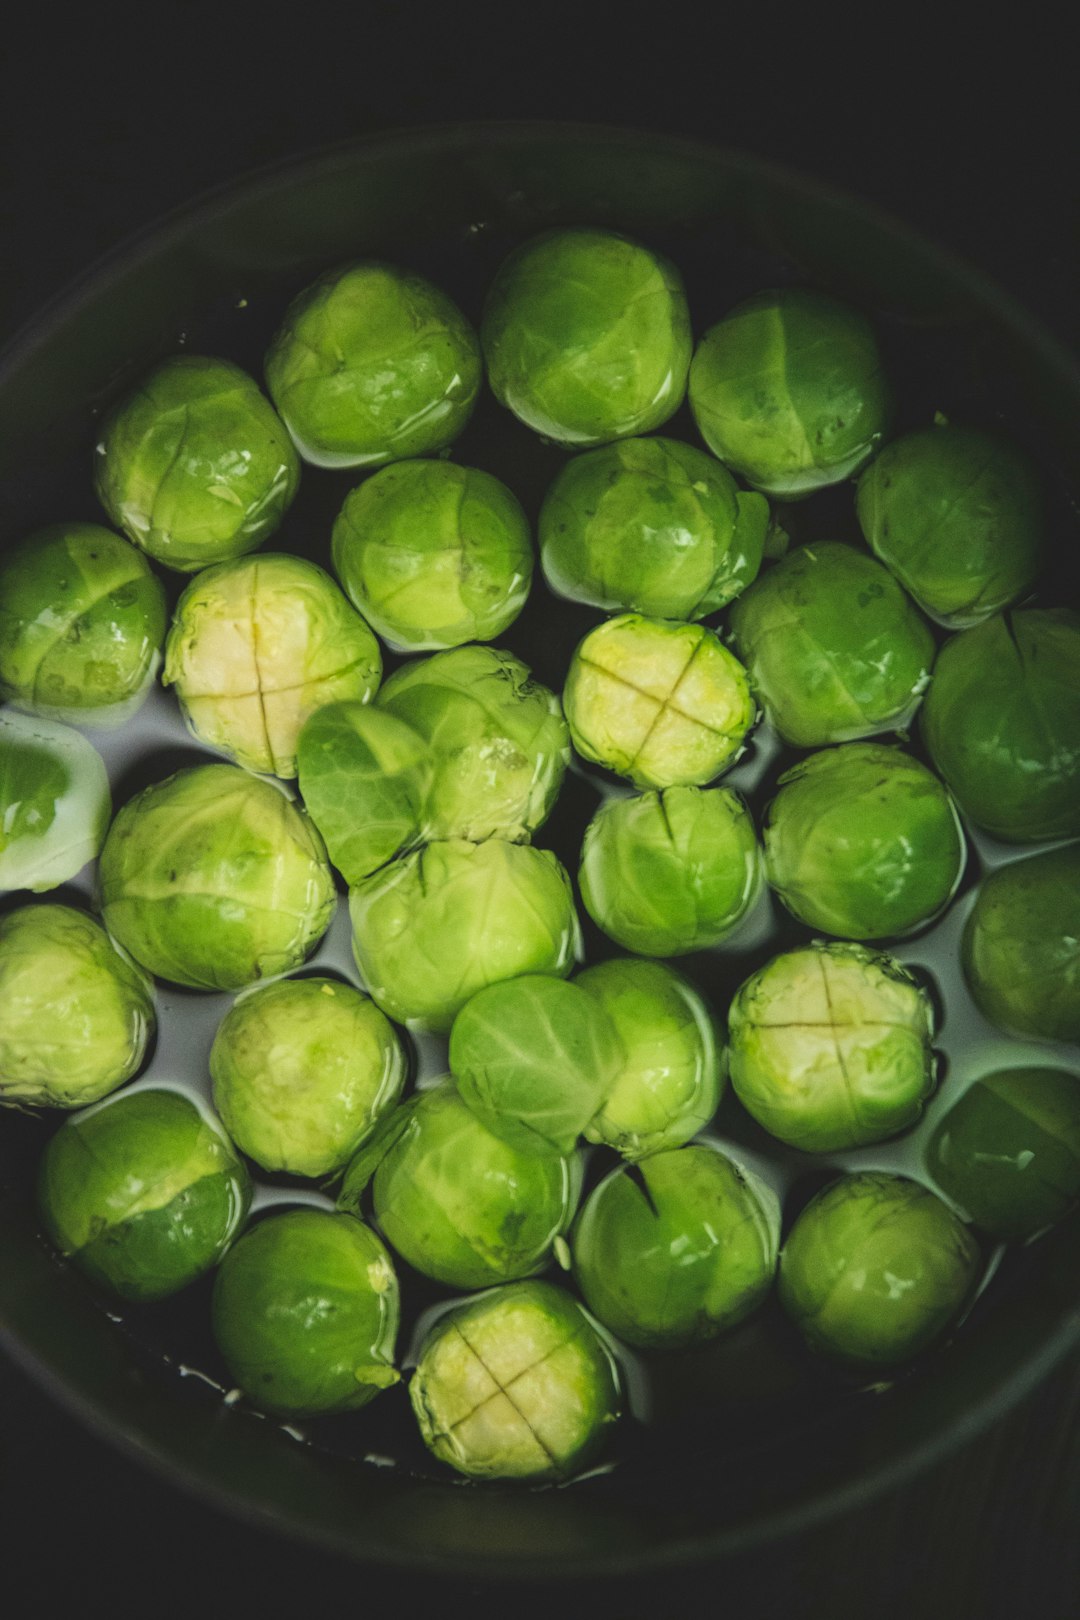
<box><xmin>1</xmin><ymin>121</ymin><xmax>1078</xmax><ymax>1580</ymax></box>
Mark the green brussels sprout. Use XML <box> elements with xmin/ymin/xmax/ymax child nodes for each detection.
<box><xmin>164</xmin><ymin>553</ymin><xmax>382</xmax><ymax>778</ymax></box>
<box><xmin>728</xmin><ymin>942</ymin><xmax>936</xmax><ymax>1151</ymax></box>
<box><xmin>339</xmin><ymin>1081</ymin><xmax>579</xmax><ymax>1288</ymax></box>
<box><xmin>578</xmin><ymin>784</ymin><xmax>762</xmax><ymax>956</ymax></box>
<box><xmin>210</xmin><ymin>976</ymin><xmax>407</xmax><ymax>1178</ymax></box>
<box><xmin>481</xmin><ymin>228</ymin><xmax>691</xmax><ymax>446</ymax></box>
<box><xmin>99</xmin><ymin>764</ymin><xmax>335</xmax><ymax>991</ymax></box>
<box><xmin>332</xmin><ymin>460</ymin><xmax>533</xmax><ymax>651</ymax></box>
<box><xmin>212</xmin><ymin>1208</ymin><xmax>399</xmax><ymax>1416</ymax></box>
<box><xmin>688</xmin><ymin>289</ymin><xmax>891</xmax><ymax>498</ymax></box>
<box><xmin>920</xmin><ymin>610</ymin><xmax>1080</xmax><ymax>843</ymax></box>
<box><xmin>961</xmin><ymin>845</ymin><xmax>1080</xmax><ymax>1044</ymax></box>
<box><xmin>264</xmin><ymin>262</ymin><xmax>481</xmax><ymax>468</ymax></box>
<box><xmin>728</xmin><ymin>542</ymin><xmax>935</xmax><ymax>747</ymax></box>
<box><xmin>38</xmin><ymin>1089</ymin><xmax>250</xmax><ymax>1300</ymax></box>
<box><xmin>350</xmin><ymin>839</ymin><xmax>577</xmax><ymax>1033</ymax></box>
<box><xmin>570</xmin><ymin>1143</ymin><xmax>780</xmax><ymax>1349</ymax></box>
<box><xmin>577</xmin><ymin>958</ymin><xmax>722</xmax><ymax>1157</ymax></box>
<box><xmin>377</xmin><ymin>645</ymin><xmax>568</xmax><ymax>843</ymax></box>
<box><xmin>855</xmin><ymin>421</ymin><xmax>1043</xmax><ymax>627</ymax></box>
<box><xmin>0</xmin><ymin>711</ymin><xmax>111</xmax><ymax>893</ymax></box>
<box><xmin>927</xmin><ymin>1067</ymin><xmax>1080</xmax><ymax>1240</ymax></box>
<box><xmin>539</xmin><ymin>436</ymin><xmax>769</xmax><ymax>619</ymax></box>
<box><xmin>0</xmin><ymin>522</ymin><xmax>165</xmax><ymax>720</ymax></box>
<box><xmin>562</xmin><ymin>614</ymin><xmax>755</xmax><ymax>789</ymax></box>
<box><xmin>450</xmin><ymin>975</ymin><xmax>621</xmax><ymax>1156</ymax></box>
<box><xmin>296</xmin><ymin>703</ymin><xmax>431</xmax><ymax>884</ymax></box>
<box><xmin>409</xmin><ymin>1280</ymin><xmax>620</xmax><ymax>1480</ymax></box>
<box><xmin>763</xmin><ymin>744</ymin><xmax>965</xmax><ymax>940</ymax></box>
<box><xmin>778</xmin><ymin>1172</ymin><xmax>980</xmax><ymax>1365</ymax></box>
<box><xmin>94</xmin><ymin>356</ymin><xmax>300</xmax><ymax>572</ymax></box>
<box><xmin>0</xmin><ymin>904</ymin><xmax>155</xmax><ymax>1110</ymax></box>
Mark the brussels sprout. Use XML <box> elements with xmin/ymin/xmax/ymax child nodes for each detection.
<box><xmin>856</xmin><ymin>421</ymin><xmax>1043</xmax><ymax>627</ymax></box>
<box><xmin>377</xmin><ymin>645</ymin><xmax>568</xmax><ymax>843</ymax></box>
<box><xmin>578</xmin><ymin>784</ymin><xmax>762</xmax><ymax>956</ymax></box>
<box><xmin>562</xmin><ymin>615</ymin><xmax>755</xmax><ymax>790</ymax></box>
<box><xmin>38</xmin><ymin>1089</ymin><xmax>250</xmax><ymax>1300</ymax></box>
<box><xmin>0</xmin><ymin>904</ymin><xmax>155</xmax><ymax>1110</ymax></box>
<box><xmin>0</xmin><ymin>712</ymin><xmax>111</xmax><ymax>894</ymax></box>
<box><xmin>164</xmin><ymin>553</ymin><xmax>382</xmax><ymax>778</ymax></box>
<box><xmin>210</xmin><ymin>976</ymin><xmax>406</xmax><ymax>1177</ymax></box>
<box><xmin>763</xmin><ymin>744</ymin><xmax>965</xmax><ymax>940</ymax></box>
<box><xmin>481</xmin><ymin>228</ymin><xmax>691</xmax><ymax>447</ymax></box>
<box><xmin>728</xmin><ymin>942</ymin><xmax>936</xmax><ymax>1151</ymax></box>
<box><xmin>350</xmin><ymin>839</ymin><xmax>577</xmax><ymax>1033</ymax></box>
<box><xmin>0</xmin><ymin>522</ymin><xmax>165</xmax><ymax>720</ymax></box>
<box><xmin>927</xmin><ymin>1067</ymin><xmax>1080</xmax><ymax>1240</ymax></box>
<box><xmin>409</xmin><ymin>1280</ymin><xmax>620</xmax><ymax>1480</ymax></box>
<box><xmin>728</xmin><ymin>542</ymin><xmax>935</xmax><ymax>748</ymax></box>
<box><xmin>571</xmin><ymin>1143</ymin><xmax>779</xmax><ymax>1349</ymax></box>
<box><xmin>450</xmin><ymin>975</ymin><xmax>621</xmax><ymax>1156</ymax></box>
<box><xmin>920</xmin><ymin>610</ymin><xmax>1080</xmax><ymax>843</ymax></box>
<box><xmin>339</xmin><ymin>1081</ymin><xmax>579</xmax><ymax>1288</ymax></box>
<box><xmin>264</xmin><ymin>262</ymin><xmax>481</xmax><ymax>468</ymax></box>
<box><xmin>688</xmin><ymin>289</ymin><xmax>891</xmax><ymax>498</ymax></box>
<box><xmin>577</xmin><ymin>958</ymin><xmax>722</xmax><ymax>1157</ymax></box>
<box><xmin>539</xmin><ymin>436</ymin><xmax>769</xmax><ymax>619</ymax></box>
<box><xmin>332</xmin><ymin>460</ymin><xmax>533</xmax><ymax>651</ymax></box>
<box><xmin>99</xmin><ymin>764</ymin><xmax>335</xmax><ymax>991</ymax></box>
<box><xmin>94</xmin><ymin>356</ymin><xmax>300</xmax><ymax>572</ymax></box>
<box><xmin>296</xmin><ymin>702</ymin><xmax>430</xmax><ymax>884</ymax></box>
<box><xmin>212</xmin><ymin>1208</ymin><xmax>399</xmax><ymax>1416</ymax></box>
<box><xmin>961</xmin><ymin>845</ymin><xmax>1080</xmax><ymax>1044</ymax></box>
<box><xmin>778</xmin><ymin>1172</ymin><xmax>980</xmax><ymax>1365</ymax></box>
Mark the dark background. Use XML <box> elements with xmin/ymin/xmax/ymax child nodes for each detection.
<box><xmin>1</xmin><ymin>8</ymin><xmax>1077</xmax><ymax>1616</ymax></box>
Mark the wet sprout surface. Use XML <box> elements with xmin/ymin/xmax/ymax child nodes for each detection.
<box><xmin>728</xmin><ymin>942</ymin><xmax>937</xmax><ymax>1153</ymax></box>
<box><xmin>920</xmin><ymin>608</ymin><xmax>1080</xmax><ymax>843</ymax></box>
<box><xmin>778</xmin><ymin>1172</ymin><xmax>981</xmax><ymax>1366</ymax></box>
<box><xmin>332</xmin><ymin>459</ymin><xmax>533</xmax><ymax>652</ymax></box>
<box><xmin>94</xmin><ymin>356</ymin><xmax>301</xmax><ymax>572</ymax></box>
<box><xmin>571</xmin><ymin>1143</ymin><xmax>781</xmax><ymax>1349</ymax></box>
<box><xmin>0</xmin><ymin>522</ymin><xmax>166</xmax><ymax>720</ymax></box>
<box><xmin>340</xmin><ymin>1080</ymin><xmax>579</xmax><ymax>1290</ymax></box>
<box><xmin>539</xmin><ymin>435</ymin><xmax>769</xmax><ymax>620</ymax></box>
<box><xmin>687</xmin><ymin>288</ymin><xmax>892</xmax><ymax>498</ymax></box>
<box><xmin>563</xmin><ymin>613</ymin><xmax>756</xmax><ymax>789</ymax></box>
<box><xmin>98</xmin><ymin>763</ymin><xmax>336</xmax><ymax>991</ymax></box>
<box><xmin>1</xmin><ymin>218</ymin><xmax>1078</xmax><ymax>1494</ymax></box>
<box><xmin>38</xmin><ymin>1088</ymin><xmax>251</xmax><ymax>1302</ymax></box>
<box><xmin>578</xmin><ymin>784</ymin><xmax>762</xmax><ymax>956</ymax></box>
<box><xmin>164</xmin><ymin>552</ymin><xmax>382</xmax><ymax>778</ymax></box>
<box><xmin>0</xmin><ymin>712</ymin><xmax>111</xmax><ymax>894</ymax></box>
<box><xmin>264</xmin><ymin>263</ymin><xmax>482</xmax><ymax>469</ymax></box>
<box><xmin>210</xmin><ymin>976</ymin><xmax>407</xmax><ymax>1177</ymax></box>
<box><xmin>762</xmin><ymin>742</ymin><xmax>966</xmax><ymax>940</ymax></box>
<box><xmin>0</xmin><ymin>903</ymin><xmax>155</xmax><ymax>1109</ymax></box>
<box><xmin>408</xmin><ymin>1280</ymin><xmax>621</xmax><ymax>1480</ymax></box>
<box><xmin>856</xmin><ymin>421</ymin><xmax>1044</xmax><ymax>627</ymax></box>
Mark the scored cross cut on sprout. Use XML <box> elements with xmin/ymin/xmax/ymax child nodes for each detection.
<box><xmin>727</xmin><ymin>942</ymin><xmax>937</xmax><ymax>1153</ymax></box>
<box><xmin>408</xmin><ymin>1281</ymin><xmax>621</xmax><ymax>1482</ymax></box>
<box><xmin>563</xmin><ymin>614</ymin><xmax>756</xmax><ymax>791</ymax></box>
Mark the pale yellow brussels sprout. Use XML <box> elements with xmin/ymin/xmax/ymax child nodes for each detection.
<box><xmin>563</xmin><ymin>614</ymin><xmax>756</xmax><ymax>790</ymax></box>
<box><xmin>164</xmin><ymin>553</ymin><xmax>381</xmax><ymax>777</ymax></box>
<box><xmin>728</xmin><ymin>942</ymin><xmax>936</xmax><ymax>1152</ymax></box>
<box><xmin>409</xmin><ymin>1280</ymin><xmax>621</xmax><ymax>1480</ymax></box>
